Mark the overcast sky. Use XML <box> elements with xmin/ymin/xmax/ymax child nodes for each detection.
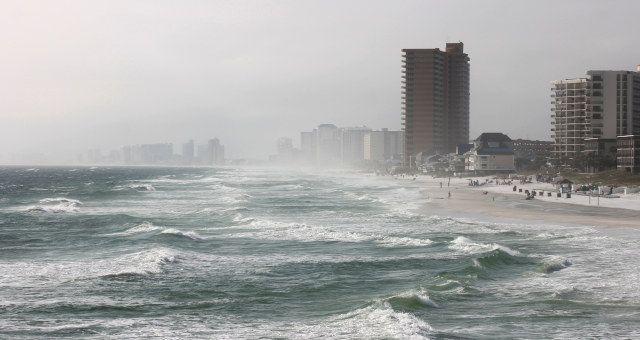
<box><xmin>1</xmin><ymin>0</ymin><xmax>639</xmax><ymax>162</ymax></box>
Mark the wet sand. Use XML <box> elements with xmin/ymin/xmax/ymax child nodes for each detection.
<box><xmin>421</xmin><ymin>184</ymin><xmax>640</xmax><ymax>229</ymax></box>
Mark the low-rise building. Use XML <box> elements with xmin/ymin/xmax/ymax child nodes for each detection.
<box><xmin>584</xmin><ymin>138</ymin><xmax>616</xmax><ymax>156</ymax></box>
<box><xmin>466</xmin><ymin>133</ymin><xmax>515</xmax><ymax>173</ymax></box>
<box><xmin>512</xmin><ymin>139</ymin><xmax>553</xmax><ymax>159</ymax></box>
<box><xmin>617</xmin><ymin>135</ymin><xmax>640</xmax><ymax>173</ymax></box>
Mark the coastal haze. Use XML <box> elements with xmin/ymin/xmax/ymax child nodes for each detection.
<box><xmin>3</xmin><ymin>1</ymin><xmax>640</xmax><ymax>339</ymax></box>
<box><xmin>2</xmin><ymin>0</ymin><xmax>639</xmax><ymax>163</ymax></box>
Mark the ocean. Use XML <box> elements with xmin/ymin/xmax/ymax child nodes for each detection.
<box><xmin>1</xmin><ymin>166</ymin><xmax>639</xmax><ymax>339</ymax></box>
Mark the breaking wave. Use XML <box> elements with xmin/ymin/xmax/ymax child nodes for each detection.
<box><xmin>387</xmin><ymin>289</ymin><xmax>440</xmax><ymax>309</ymax></box>
<box><xmin>0</xmin><ymin>247</ymin><xmax>181</xmax><ymax>286</ymax></box>
<box><xmin>448</xmin><ymin>236</ymin><xmax>520</xmax><ymax>256</ymax></box>
<box><xmin>540</xmin><ymin>258</ymin><xmax>572</xmax><ymax>274</ymax></box>
<box><xmin>26</xmin><ymin>197</ymin><xmax>82</xmax><ymax>213</ymax></box>
<box><xmin>104</xmin><ymin>222</ymin><xmax>203</xmax><ymax>240</ymax></box>
<box><xmin>225</xmin><ymin>219</ymin><xmax>432</xmax><ymax>247</ymax></box>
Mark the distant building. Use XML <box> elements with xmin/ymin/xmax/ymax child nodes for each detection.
<box><xmin>182</xmin><ymin>139</ymin><xmax>195</xmax><ymax>164</ymax></box>
<box><xmin>340</xmin><ymin>126</ymin><xmax>371</xmax><ymax>164</ymax></box>
<box><xmin>276</xmin><ymin>137</ymin><xmax>294</xmax><ymax>164</ymax></box>
<box><xmin>512</xmin><ymin>139</ymin><xmax>553</xmax><ymax>159</ymax></box>
<box><xmin>402</xmin><ymin>42</ymin><xmax>470</xmax><ymax>167</ymax></box>
<box><xmin>121</xmin><ymin>146</ymin><xmax>132</xmax><ymax>164</ymax></box>
<box><xmin>551</xmin><ymin>68</ymin><xmax>640</xmax><ymax>163</ymax></box>
<box><xmin>300</xmin><ymin>130</ymin><xmax>317</xmax><ymax>164</ymax></box>
<box><xmin>197</xmin><ymin>144</ymin><xmax>208</xmax><ymax>163</ymax></box>
<box><xmin>140</xmin><ymin>143</ymin><xmax>173</xmax><ymax>164</ymax></box>
<box><xmin>207</xmin><ymin>138</ymin><xmax>225</xmax><ymax>165</ymax></box>
<box><xmin>617</xmin><ymin>135</ymin><xmax>640</xmax><ymax>173</ymax></box>
<box><xmin>364</xmin><ymin>128</ymin><xmax>404</xmax><ymax>162</ymax></box>
<box><xmin>583</xmin><ymin>138</ymin><xmax>616</xmax><ymax>156</ymax></box>
<box><xmin>364</xmin><ymin>131</ymin><xmax>385</xmax><ymax>161</ymax></box>
<box><xmin>456</xmin><ymin>143</ymin><xmax>474</xmax><ymax>155</ymax></box>
<box><xmin>386</xmin><ymin>129</ymin><xmax>404</xmax><ymax>161</ymax></box>
<box><xmin>466</xmin><ymin>133</ymin><xmax>515</xmax><ymax>173</ymax></box>
<box><xmin>87</xmin><ymin>148</ymin><xmax>102</xmax><ymax>164</ymax></box>
<box><xmin>316</xmin><ymin>124</ymin><xmax>340</xmax><ymax>166</ymax></box>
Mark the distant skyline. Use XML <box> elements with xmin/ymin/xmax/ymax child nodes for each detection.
<box><xmin>2</xmin><ymin>0</ymin><xmax>640</xmax><ymax>163</ymax></box>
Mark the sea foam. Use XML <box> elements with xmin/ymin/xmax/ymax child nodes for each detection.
<box><xmin>323</xmin><ymin>301</ymin><xmax>434</xmax><ymax>339</ymax></box>
<box><xmin>105</xmin><ymin>222</ymin><xmax>204</xmax><ymax>240</ymax></box>
<box><xmin>235</xmin><ymin>219</ymin><xmax>432</xmax><ymax>247</ymax></box>
<box><xmin>0</xmin><ymin>247</ymin><xmax>180</xmax><ymax>286</ymax></box>
<box><xmin>26</xmin><ymin>197</ymin><xmax>82</xmax><ymax>213</ymax></box>
<box><xmin>449</xmin><ymin>236</ymin><xmax>520</xmax><ymax>256</ymax></box>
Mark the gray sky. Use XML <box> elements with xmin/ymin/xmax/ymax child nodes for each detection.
<box><xmin>1</xmin><ymin>0</ymin><xmax>639</xmax><ymax>162</ymax></box>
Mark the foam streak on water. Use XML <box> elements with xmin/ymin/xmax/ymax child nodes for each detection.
<box><xmin>0</xmin><ymin>166</ymin><xmax>639</xmax><ymax>339</ymax></box>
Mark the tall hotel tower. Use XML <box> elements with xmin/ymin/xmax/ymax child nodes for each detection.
<box><xmin>401</xmin><ymin>42</ymin><xmax>470</xmax><ymax>167</ymax></box>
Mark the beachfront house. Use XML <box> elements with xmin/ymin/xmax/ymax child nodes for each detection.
<box><xmin>465</xmin><ymin>133</ymin><xmax>515</xmax><ymax>174</ymax></box>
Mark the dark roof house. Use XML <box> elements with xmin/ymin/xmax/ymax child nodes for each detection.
<box><xmin>472</xmin><ymin>133</ymin><xmax>514</xmax><ymax>155</ymax></box>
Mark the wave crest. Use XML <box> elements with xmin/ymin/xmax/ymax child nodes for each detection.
<box><xmin>105</xmin><ymin>222</ymin><xmax>203</xmax><ymax>240</ymax></box>
<box><xmin>388</xmin><ymin>290</ymin><xmax>440</xmax><ymax>309</ymax></box>
<box><xmin>26</xmin><ymin>197</ymin><xmax>82</xmax><ymax>213</ymax></box>
<box><xmin>540</xmin><ymin>258</ymin><xmax>572</xmax><ymax>274</ymax></box>
<box><xmin>449</xmin><ymin>236</ymin><xmax>520</xmax><ymax>256</ymax></box>
<box><xmin>102</xmin><ymin>248</ymin><xmax>180</xmax><ymax>278</ymax></box>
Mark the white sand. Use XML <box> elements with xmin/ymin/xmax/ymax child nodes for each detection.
<box><xmin>389</xmin><ymin>174</ymin><xmax>640</xmax><ymax>229</ymax></box>
<box><xmin>404</xmin><ymin>174</ymin><xmax>640</xmax><ymax>211</ymax></box>
<box><xmin>466</xmin><ymin>177</ymin><xmax>640</xmax><ymax>211</ymax></box>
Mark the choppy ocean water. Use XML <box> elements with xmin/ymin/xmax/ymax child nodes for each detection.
<box><xmin>1</xmin><ymin>166</ymin><xmax>639</xmax><ymax>339</ymax></box>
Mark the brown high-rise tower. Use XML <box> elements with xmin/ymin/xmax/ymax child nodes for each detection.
<box><xmin>401</xmin><ymin>42</ymin><xmax>470</xmax><ymax>167</ymax></box>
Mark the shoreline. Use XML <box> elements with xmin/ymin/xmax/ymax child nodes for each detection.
<box><xmin>400</xmin><ymin>176</ymin><xmax>640</xmax><ymax>230</ymax></box>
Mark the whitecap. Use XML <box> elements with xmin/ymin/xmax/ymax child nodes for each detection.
<box><xmin>160</xmin><ymin>228</ymin><xmax>203</xmax><ymax>240</ymax></box>
<box><xmin>104</xmin><ymin>222</ymin><xmax>163</xmax><ymax>236</ymax></box>
<box><xmin>26</xmin><ymin>197</ymin><xmax>83</xmax><ymax>213</ymax></box>
<box><xmin>541</xmin><ymin>257</ymin><xmax>572</xmax><ymax>274</ymax></box>
<box><xmin>236</xmin><ymin>220</ymin><xmax>371</xmax><ymax>243</ymax></box>
<box><xmin>134</xmin><ymin>184</ymin><xmax>156</xmax><ymax>191</ymax></box>
<box><xmin>321</xmin><ymin>301</ymin><xmax>434</xmax><ymax>339</ymax></box>
<box><xmin>113</xmin><ymin>183</ymin><xmax>157</xmax><ymax>192</ymax></box>
<box><xmin>374</xmin><ymin>235</ymin><xmax>434</xmax><ymax>247</ymax></box>
<box><xmin>0</xmin><ymin>247</ymin><xmax>181</xmax><ymax>286</ymax></box>
<box><xmin>391</xmin><ymin>289</ymin><xmax>440</xmax><ymax>308</ymax></box>
<box><xmin>232</xmin><ymin>213</ymin><xmax>253</xmax><ymax>223</ymax></box>
<box><xmin>110</xmin><ymin>248</ymin><xmax>180</xmax><ymax>276</ymax></box>
<box><xmin>448</xmin><ymin>236</ymin><xmax>520</xmax><ymax>256</ymax></box>
<box><xmin>104</xmin><ymin>222</ymin><xmax>203</xmax><ymax>240</ymax></box>
<box><xmin>39</xmin><ymin>197</ymin><xmax>82</xmax><ymax>205</ymax></box>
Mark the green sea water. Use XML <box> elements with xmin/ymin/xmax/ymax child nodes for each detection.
<box><xmin>0</xmin><ymin>166</ymin><xmax>639</xmax><ymax>339</ymax></box>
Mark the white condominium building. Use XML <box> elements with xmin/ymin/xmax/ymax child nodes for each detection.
<box><xmin>551</xmin><ymin>69</ymin><xmax>640</xmax><ymax>161</ymax></box>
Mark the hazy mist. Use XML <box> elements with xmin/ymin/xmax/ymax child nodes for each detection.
<box><xmin>1</xmin><ymin>0</ymin><xmax>639</xmax><ymax>163</ymax></box>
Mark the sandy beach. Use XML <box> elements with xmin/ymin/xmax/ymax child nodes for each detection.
<box><xmin>407</xmin><ymin>175</ymin><xmax>640</xmax><ymax>229</ymax></box>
